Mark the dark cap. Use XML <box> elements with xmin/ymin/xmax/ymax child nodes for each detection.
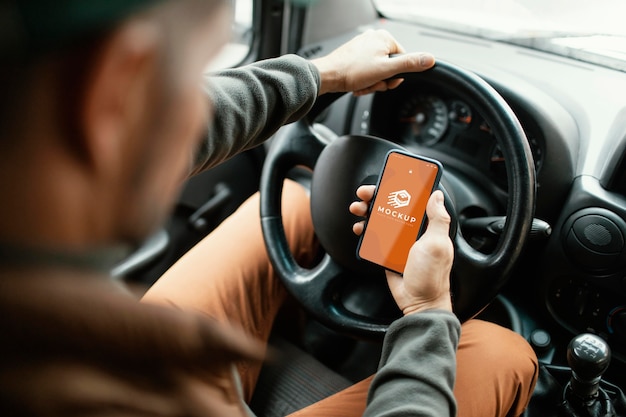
<box><xmin>1</xmin><ymin>0</ymin><xmax>164</xmax><ymax>58</ymax></box>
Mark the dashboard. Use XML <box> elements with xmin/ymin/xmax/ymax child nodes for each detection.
<box><xmin>368</xmin><ymin>84</ymin><xmax>545</xmax><ymax>192</ymax></box>
<box><xmin>303</xmin><ymin>20</ymin><xmax>626</xmax><ymax>368</ymax></box>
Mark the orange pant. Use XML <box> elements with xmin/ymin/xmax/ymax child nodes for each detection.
<box><xmin>143</xmin><ymin>181</ymin><xmax>538</xmax><ymax>417</ymax></box>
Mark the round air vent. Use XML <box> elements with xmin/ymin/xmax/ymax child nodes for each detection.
<box><xmin>562</xmin><ymin>208</ymin><xmax>626</xmax><ymax>271</ymax></box>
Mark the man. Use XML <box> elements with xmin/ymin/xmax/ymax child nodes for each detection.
<box><xmin>0</xmin><ymin>0</ymin><xmax>538</xmax><ymax>416</ymax></box>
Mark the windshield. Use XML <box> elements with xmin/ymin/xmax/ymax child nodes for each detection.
<box><xmin>373</xmin><ymin>0</ymin><xmax>626</xmax><ymax>71</ymax></box>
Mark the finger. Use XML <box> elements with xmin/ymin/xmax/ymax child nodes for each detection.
<box><xmin>352</xmin><ymin>221</ymin><xmax>365</xmax><ymax>236</ymax></box>
<box><xmin>353</xmin><ymin>80</ymin><xmax>389</xmax><ymax>96</ymax></box>
<box><xmin>386</xmin><ymin>78</ymin><xmax>405</xmax><ymax>90</ymax></box>
<box><xmin>378</xmin><ymin>29</ymin><xmax>406</xmax><ymax>55</ymax></box>
<box><xmin>349</xmin><ymin>200</ymin><xmax>369</xmax><ymax>217</ymax></box>
<box><xmin>380</xmin><ymin>52</ymin><xmax>435</xmax><ymax>80</ymax></box>
<box><xmin>355</xmin><ymin>185</ymin><xmax>376</xmax><ymax>202</ymax></box>
<box><xmin>397</xmin><ymin>52</ymin><xmax>436</xmax><ymax>71</ymax></box>
<box><xmin>354</xmin><ymin>77</ymin><xmax>407</xmax><ymax>96</ymax></box>
<box><xmin>393</xmin><ymin>40</ymin><xmax>407</xmax><ymax>55</ymax></box>
<box><xmin>354</xmin><ymin>53</ymin><xmax>435</xmax><ymax>96</ymax></box>
<box><xmin>422</xmin><ymin>190</ymin><xmax>451</xmax><ymax>237</ymax></box>
<box><xmin>353</xmin><ymin>51</ymin><xmax>434</xmax><ymax>96</ymax></box>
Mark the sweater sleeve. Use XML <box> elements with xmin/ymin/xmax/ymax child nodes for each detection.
<box><xmin>191</xmin><ymin>54</ymin><xmax>321</xmax><ymax>175</ymax></box>
<box><xmin>363</xmin><ymin>310</ymin><xmax>461</xmax><ymax>417</ymax></box>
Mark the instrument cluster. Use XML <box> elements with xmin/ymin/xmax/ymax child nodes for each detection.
<box><xmin>370</xmin><ymin>89</ymin><xmax>544</xmax><ymax>190</ymax></box>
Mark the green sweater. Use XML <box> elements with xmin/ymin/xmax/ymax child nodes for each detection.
<box><xmin>204</xmin><ymin>54</ymin><xmax>460</xmax><ymax>416</ymax></box>
<box><xmin>192</xmin><ymin>55</ymin><xmax>321</xmax><ymax>175</ymax></box>
<box><xmin>364</xmin><ymin>311</ymin><xmax>459</xmax><ymax>417</ymax></box>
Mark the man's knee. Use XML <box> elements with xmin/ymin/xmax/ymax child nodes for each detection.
<box><xmin>461</xmin><ymin>319</ymin><xmax>536</xmax><ymax>364</ymax></box>
<box><xmin>281</xmin><ymin>180</ymin><xmax>312</xmax><ymax>224</ymax></box>
<box><xmin>280</xmin><ymin>180</ymin><xmax>317</xmax><ymax>264</ymax></box>
<box><xmin>457</xmin><ymin>320</ymin><xmax>538</xmax><ymax>417</ymax></box>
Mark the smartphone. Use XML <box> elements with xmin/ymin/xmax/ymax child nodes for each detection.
<box><xmin>357</xmin><ymin>150</ymin><xmax>443</xmax><ymax>274</ymax></box>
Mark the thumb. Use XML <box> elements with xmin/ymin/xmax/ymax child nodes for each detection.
<box><xmin>384</xmin><ymin>52</ymin><xmax>435</xmax><ymax>77</ymax></box>
<box><xmin>422</xmin><ymin>190</ymin><xmax>451</xmax><ymax>238</ymax></box>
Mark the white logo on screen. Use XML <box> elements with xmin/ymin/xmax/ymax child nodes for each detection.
<box><xmin>387</xmin><ymin>190</ymin><xmax>411</xmax><ymax>209</ymax></box>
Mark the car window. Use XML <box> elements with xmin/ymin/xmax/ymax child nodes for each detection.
<box><xmin>206</xmin><ymin>0</ymin><xmax>254</xmax><ymax>71</ymax></box>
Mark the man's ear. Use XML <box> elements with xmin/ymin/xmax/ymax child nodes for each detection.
<box><xmin>79</xmin><ymin>20</ymin><xmax>161</xmax><ymax>177</ymax></box>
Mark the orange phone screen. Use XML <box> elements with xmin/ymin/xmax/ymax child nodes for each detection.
<box><xmin>357</xmin><ymin>151</ymin><xmax>442</xmax><ymax>274</ymax></box>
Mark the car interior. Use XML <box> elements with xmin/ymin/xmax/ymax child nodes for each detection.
<box><xmin>114</xmin><ymin>0</ymin><xmax>626</xmax><ymax>415</ymax></box>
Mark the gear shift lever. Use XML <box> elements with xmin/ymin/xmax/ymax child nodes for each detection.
<box><xmin>567</xmin><ymin>333</ymin><xmax>611</xmax><ymax>401</ymax></box>
<box><xmin>561</xmin><ymin>333</ymin><xmax>616</xmax><ymax>417</ymax></box>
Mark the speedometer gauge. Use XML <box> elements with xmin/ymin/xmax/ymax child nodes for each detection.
<box><xmin>398</xmin><ymin>95</ymin><xmax>448</xmax><ymax>145</ymax></box>
<box><xmin>490</xmin><ymin>135</ymin><xmax>543</xmax><ymax>188</ymax></box>
<box><xmin>449</xmin><ymin>100</ymin><xmax>472</xmax><ymax>128</ymax></box>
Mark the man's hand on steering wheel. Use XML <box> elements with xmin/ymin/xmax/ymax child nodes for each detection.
<box><xmin>350</xmin><ymin>187</ymin><xmax>454</xmax><ymax>315</ymax></box>
<box><xmin>311</xmin><ymin>29</ymin><xmax>435</xmax><ymax>96</ymax></box>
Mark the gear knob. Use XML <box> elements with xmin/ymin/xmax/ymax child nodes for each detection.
<box><xmin>566</xmin><ymin>333</ymin><xmax>611</xmax><ymax>401</ymax></box>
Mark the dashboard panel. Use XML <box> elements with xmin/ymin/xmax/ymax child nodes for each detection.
<box><xmin>368</xmin><ymin>83</ymin><xmax>545</xmax><ymax>192</ymax></box>
<box><xmin>303</xmin><ymin>19</ymin><xmax>626</xmax><ymax>369</ymax></box>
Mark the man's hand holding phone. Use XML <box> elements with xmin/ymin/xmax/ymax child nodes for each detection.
<box><xmin>355</xmin><ymin>151</ymin><xmax>442</xmax><ymax>274</ymax></box>
<box><xmin>350</xmin><ymin>188</ymin><xmax>454</xmax><ymax>315</ymax></box>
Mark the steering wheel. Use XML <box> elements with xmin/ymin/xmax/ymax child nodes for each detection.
<box><xmin>260</xmin><ymin>61</ymin><xmax>535</xmax><ymax>339</ymax></box>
